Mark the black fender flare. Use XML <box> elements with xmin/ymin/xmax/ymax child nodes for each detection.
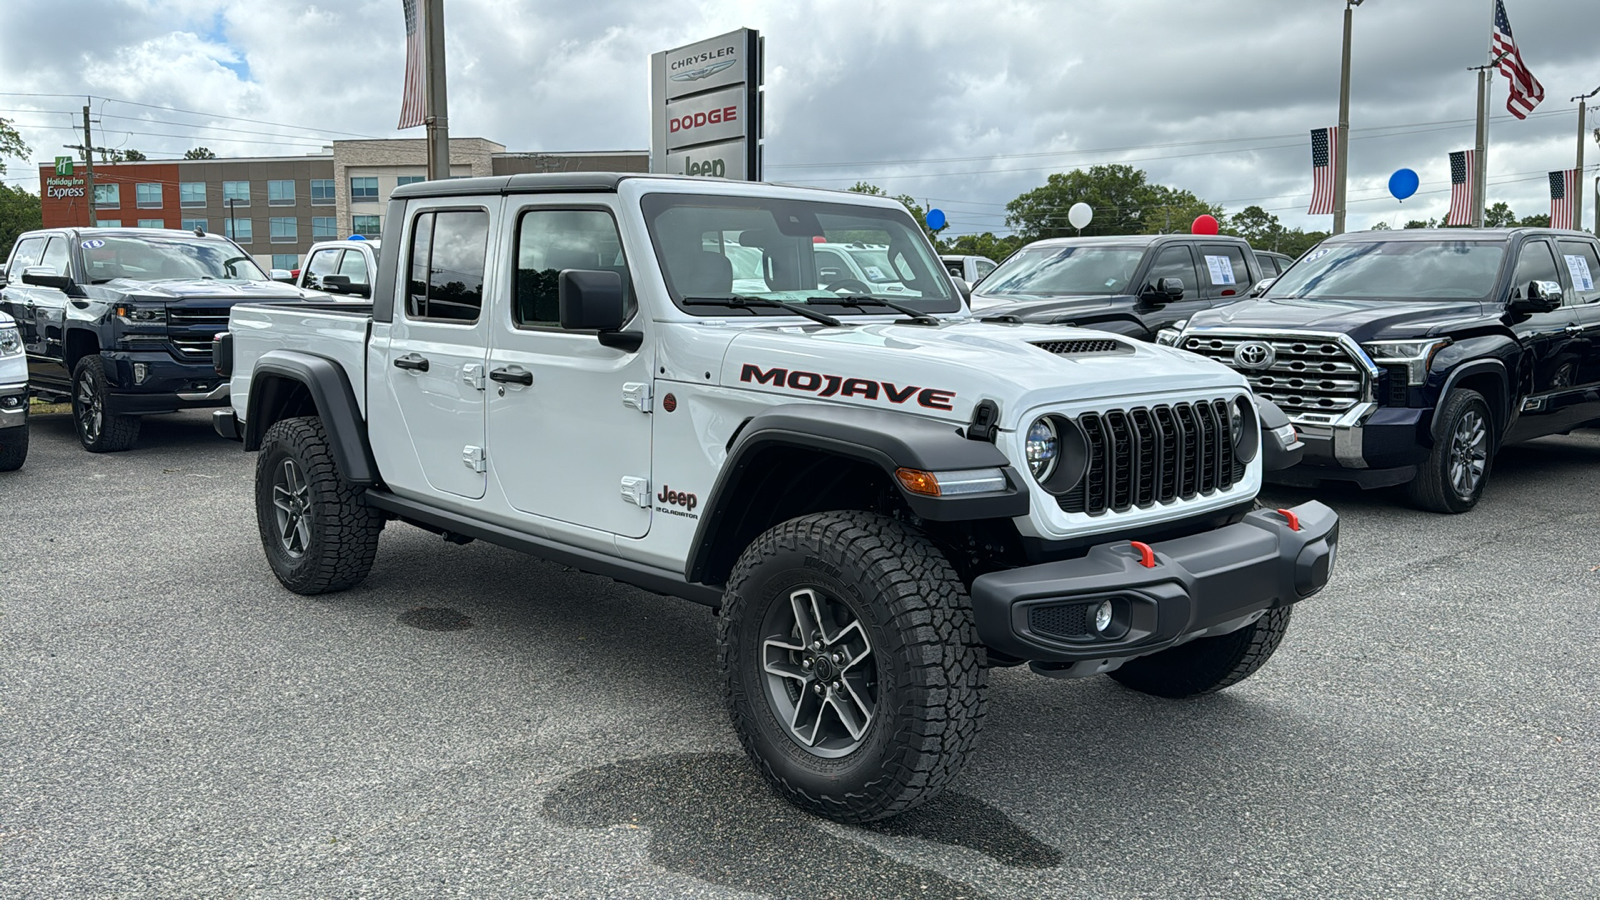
<box><xmin>685</xmin><ymin>403</ymin><xmax>1028</xmax><ymax>584</ymax></box>
<box><xmin>1430</xmin><ymin>356</ymin><xmax>1512</xmax><ymax>443</ymax></box>
<box><xmin>244</xmin><ymin>349</ymin><xmax>378</xmax><ymax>486</ymax></box>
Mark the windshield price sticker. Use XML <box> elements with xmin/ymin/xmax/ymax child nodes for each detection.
<box><xmin>1564</xmin><ymin>254</ymin><xmax>1594</xmax><ymax>291</ymax></box>
<box><xmin>864</xmin><ymin>266</ymin><xmax>886</xmax><ymax>281</ymax></box>
<box><xmin>1302</xmin><ymin>248</ymin><xmax>1331</xmax><ymax>263</ymax></box>
<box><xmin>1205</xmin><ymin>254</ymin><xmax>1236</xmax><ymax>285</ymax></box>
<box><xmin>81</xmin><ymin>239</ymin><xmax>106</xmax><ymax>249</ymax></box>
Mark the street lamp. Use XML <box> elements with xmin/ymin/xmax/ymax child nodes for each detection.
<box><xmin>226</xmin><ymin>198</ymin><xmax>237</xmax><ymax>242</ymax></box>
<box><xmin>1333</xmin><ymin>0</ymin><xmax>1364</xmax><ymax>235</ymax></box>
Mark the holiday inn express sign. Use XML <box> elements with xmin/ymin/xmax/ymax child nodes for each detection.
<box><xmin>650</xmin><ymin>28</ymin><xmax>763</xmax><ymax>181</ymax></box>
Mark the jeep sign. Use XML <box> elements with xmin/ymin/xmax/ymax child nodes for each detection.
<box><xmin>650</xmin><ymin>28</ymin><xmax>762</xmax><ymax>181</ymax></box>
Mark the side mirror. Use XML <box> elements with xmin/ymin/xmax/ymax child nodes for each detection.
<box><xmin>1249</xmin><ymin>277</ymin><xmax>1277</xmax><ymax>298</ymax></box>
<box><xmin>559</xmin><ymin>269</ymin><xmax>640</xmax><ymax>351</ymax></box>
<box><xmin>21</xmin><ymin>265</ymin><xmax>72</xmax><ymax>291</ymax></box>
<box><xmin>1511</xmin><ymin>279</ymin><xmax>1563</xmax><ymax>314</ymax></box>
<box><xmin>1140</xmin><ymin>277</ymin><xmax>1182</xmax><ymax>307</ymax></box>
<box><xmin>321</xmin><ymin>274</ymin><xmax>352</xmax><ymax>294</ymax></box>
<box><xmin>951</xmin><ymin>276</ymin><xmax>972</xmax><ymax>302</ymax></box>
<box><xmin>269</xmin><ymin>268</ymin><xmax>295</xmax><ymax>283</ymax></box>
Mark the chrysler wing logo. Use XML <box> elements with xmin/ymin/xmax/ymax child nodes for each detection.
<box><xmin>671</xmin><ymin>60</ymin><xmax>737</xmax><ymax>82</ymax></box>
<box><xmin>1233</xmin><ymin>340</ymin><xmax>1276</xmax><ymax>370</ymax></box>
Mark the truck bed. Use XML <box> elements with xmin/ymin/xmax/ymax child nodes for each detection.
<box><xmin>228</xmin><ymin>302</ymin><xmax>374</xmax><ymax>420</ymax></box>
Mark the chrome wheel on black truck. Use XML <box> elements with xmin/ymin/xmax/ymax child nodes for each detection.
<box><xmin>255</xmin><ymin>416</ymin><xmax>384</xmax><ymax>595</ymax></box>
<box><xmin>1407</xmin><ymin>388</ymin><xmax>1492</xmax><ymax>514</ymax></box>
<box><xmin>717</xmin><ymin>510</ymin><xmax>987</xmax><ymax>824</ymax></box>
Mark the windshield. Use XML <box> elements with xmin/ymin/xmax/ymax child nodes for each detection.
<box><xmin>1266</xmin><ymin>240</ymin><xmax>1506</xmax><ymax>301</ymax></box>
<box><xmin>640</xmin><ymin>193</ymin><xmax>959</xmax><ymax>315</ymax></box>
<box><xmin>81</xmin><ymin>235</ymin><xmax>268</xmax><ymax>284</ymax></box>
<box><xmin>977</xmin><ymin>246</ymin><xmax>1146</xmax><ymax>297</ymax></box>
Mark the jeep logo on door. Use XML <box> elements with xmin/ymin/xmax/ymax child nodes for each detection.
<box><xmin>1233</xmin><ymin>341</ymin><xmax>1276</xmax><ymax>370</ymax></box>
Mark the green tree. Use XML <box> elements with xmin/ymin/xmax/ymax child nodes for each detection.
<box><xmin>0</xmin><ymin>183</ymin><xmax>43</xmax><ymax>260</ymax></box>
<box><xmin>847</xmin><ymin>182</ymin><xmax>947</xmax><ymax>244</ymax></box>
<box><xmin>943</xmin><ymin>232</ymin><xmax>1024</xmax><ymax>262</ymax></box>
<box><xmin>1484</xmin><ymin>202</ymin><xmax>1517</xmax><ymax>227</ymax></box>
<box><xmin>1403</xmin><ymin>218</ymin><xmax>1437</xmax><ymax>229</ymax></box>
<box><xmin>1005</xmin><ymin>164</ymin><xmax>1222</xmax><ymax>240</ymax></box>
<box><xmin>1226</xmin><ymin>205</ymin><xmax>1289</xmax><ymax>250</ymax></box>
<box><xmin>1370</xmin><ymin>221</ymin><xmax>1392</xmax><ymax>230</ymax></box>
<box><xmin>0</xmin><ymin>118</ymin><xmax>31</xmax><ymax>176</ymax></box>
<box><xmin>184</xmin><ymin>146</ymin><xmax>216</xmax><ymax>160</ymax></box>
<box><xmin>123</xmin><ymin>148</ymin><xmax>146</xmax><ymax>161</ymax></box>
<box><xmin>1273</xmin><ymin>228</ymin><xmax>1329</xmax><ymax>258</ymax></box>
<box><xmin>1518</xmin><ymin>212</ymin><xmax>1550</xmax><ymax>227</ymax></box>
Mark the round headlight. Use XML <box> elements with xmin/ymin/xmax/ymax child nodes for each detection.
<box><xmin>1231</xmin><ymin>396</ymin><xmax>1260</xmax><ymax>463</ymax></box>
<box><xmin>1229</xmin><ymin>402</ymin><xmax>1244</xmax><ymax>445</ymax></box>
<box><xmin>1025</xmin><ymin>417</ymin><xmax>1059</xmax><ymax>482</ymax></box>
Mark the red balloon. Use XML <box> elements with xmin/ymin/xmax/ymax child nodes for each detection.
<box><xmin>1191</xmin><ymin>214</ymin><xmax>1219</xmax><ymax>235</ymax></box>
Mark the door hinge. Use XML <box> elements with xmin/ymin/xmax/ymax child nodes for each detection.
<box><xmin>622</xmin><ymin>382</ymin><xmax>652</xmax><ymax>413</ymax></box>
<box><xmin>462</xmin><ymin>445</ymin><xmax>486</xmax><ymax>473</ymax></box>
<box><xmin>620</xmin><ymin>475</ymin><xmax>651</xmax><ymax>507</ymax></box>
<box><xmin>462</xmin><ymin>363</ymin><xmax>485</xmax><ymax>391</ymax></box>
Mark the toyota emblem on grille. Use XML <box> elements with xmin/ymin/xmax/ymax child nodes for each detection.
<box><xmin>1233</xmin><ymin>341</ymin><xmax>1276</xmax><ymax>370</ymax></box>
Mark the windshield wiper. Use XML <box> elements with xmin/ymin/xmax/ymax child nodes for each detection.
<box><xmin>829</xmin><ymin>294</ymin><xmax>940</xmax><ymax>325</ymax></box>
<box><xmin>682</xmin><ymin>294</ymin><xmax>841</xmax><ymax>327</ymax></box>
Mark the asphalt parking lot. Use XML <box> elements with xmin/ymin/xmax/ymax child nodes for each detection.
<box><xmin>2</xmin><ymin>408</ymin><xmax>1597</xmax><ymax>899</ymax></box>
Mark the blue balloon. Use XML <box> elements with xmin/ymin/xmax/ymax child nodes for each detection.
<box><xmin>1389</xmin><ymin>168</ymin><xmax>1419</xmax><ymax>201</ymax></box>
<box><xmin>925</xmin><ymin>208</ymin><xmax>946</xmax><ymax>230</ymax></box>
<box><xmin>347</xmin><ymin>234</ymin><xmax>367</xmax><ymax>240</ymax></box>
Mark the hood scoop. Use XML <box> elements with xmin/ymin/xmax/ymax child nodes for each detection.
<box><xmin>1031</xmin><ymin>338</ymin><xmax>1132</xmax><ymax>356</ymax></box>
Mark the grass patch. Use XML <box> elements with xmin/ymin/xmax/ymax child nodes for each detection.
<box><xmin>29</xmin><ymin>399</ymin><xmax>70</xmax><ymax>415</ymax></box>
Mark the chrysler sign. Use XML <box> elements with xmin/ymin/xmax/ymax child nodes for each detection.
<box><xmin>651</xmin><ymin>28</ymin><xmax>762</xmax><ymax>181</ymax></box>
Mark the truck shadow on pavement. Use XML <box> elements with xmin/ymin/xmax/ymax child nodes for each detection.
<box><xmin>541</xmin><ymin>752</ymin><xmax>1060</xmax><ymax>900</ymax></box>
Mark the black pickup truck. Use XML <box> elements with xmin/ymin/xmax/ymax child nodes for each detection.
<box><xmin>967</xmin><ymin>234</ymin><xmax>1266</xmax><ymax>340</ymax></box>
<box><xmin>1171</xmin><ymin>227</ymin><xmax>1600</xmax><ymax>513</ymax></box>
<box><xmin>0</xmin><ymin>227</ymin><xmax>317</xmax><ymax>452</ymax></box>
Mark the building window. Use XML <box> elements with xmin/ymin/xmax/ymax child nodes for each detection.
<box><xmin>223</xmin><ymin>181</ymin><xmax>250</xmax><ymax>205</ymax></box>
<box><xmin>98</xmin><ymin>219</ymin><xmax>121</xmax><ymax>228</ymax></box>
<box><xmin>352</xmin><ymin>214</ymin><xmax>381</xmax><ymax>238</ymax></box>
<box><xmin>350</xmin><ymin>177</ymin><xmax>379</xmax><ymax>201</ymax></box>
<box><xmin>397</xmin><ymin>175</ymin><xmax>425</xmax><ymax>187</ymax></box>
<box><xmin>138</xmin><ymin>219</ymin><xmax>164</xmax><ymax>228</ymax></box>
<box><xmin>270</xmin><ymin>217</ymin><xmax>298</xmax><ymax>243</ymax></box>
<box><xmin>310</xmin><ymin>179</ymin><xmax>335</xmax><ymax>205</ymax></box>
<box><xmin>94</xmin><ymin>184</ymin><xmax>120</xmax><ymax>209</ymax></box>
<box><xmin>182</xmin><ymin>218</ymin><xmax>209</xmax><ymax>233</ymax></box>
<box><xmin>180</xmin><ymin>182</ymin><xmax>206</xmax><ymax>207</ymax></box>
<box><xmin>268</xmin><ymin>180</ymin><xmax>296</xmax><ymax>205</ymax></box>
<box><xmin>271</xmin><ymin>253</ymin><xmax>299</xmax><ymax>271</ymax></box>
<box><xmin>226</xmin><ymin>218</ymin><xmax>253</xmax><ymax>243</ymax></box>
<box><xmin>136</xmin><ymin>183</ymin><xmax>162</xmax><ymax>208</ymax></box>
<box><xmin>312</xmin><ymin>216</ymin><xmax>337</xmax><ymax>239</ymax></box>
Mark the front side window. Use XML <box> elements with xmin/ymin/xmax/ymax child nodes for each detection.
<box><xmin>640</xmin><ymin>193</ymin><xmax>957</xmax><ymax>316</ymax></box>
<box><xmin>223</xmin><ymin>181</ymin><xmax>250</xmax><ymax>205</ymax></box>
<box><xmin>180</xmin><ymin>182</ymin><xmax>206</xmax><ymax>206</ymax></box>
<box><xmin>8</xmin><ymin>236</ymin><xmax>46</xmax><ymax>271</ymax></box>
<box><xmin>310</xmin><ymin>179</ymin><xmax>335</xmax><ymax>204</ymax></box>
<box><xmin>351</xmin><ymin>177</ymin><xmax>379</xmax><ymax>201</ymax></box>
<box><xmin>94</xmin><ymin>184</ymin><xmax>120</xmax><ymax>209</ymax></box>
<box><xmin>306</xmin><ymin>249</ymin><xmax>343</xmax><ymax>279</ymax></box>
<box><xmin>1144</xmin><ymin>245</ymin><xmax>1200</xmax><ymax>302</ymax></box>
<box><xmin>270</xmin><ymin>217</ymin><xmax>298</xmax><ymax>242</ymax></box>
<box><xmin>513</xmin><ymin>209</ymin><xmax>630</xmax><ymax>328</ymax></box>
<box><xmin>405</xmin><ymin>210</ymin><xmax>489</xmax><ymax>323</ymax></box>
<box><xmin>980</xmin><ymin>245</ymin><xmax>1148</xmax><ymax>297</ymax></box>
<box><xmin>337</xmin><ymin>247</ymin><xmax>370</xmax><ymax>285</ymax></box>
<box><xmin>352</xmin><ymin>215</ymin><xmax>381</xmax><ymax>238</ymax></box>
<box><xmin>1266</xmin><ymin>240</ymin><xmax>1507</xmax><ymax>302</ymax></box>
<box><xmin>136</xmin><ymin>183</ymin><xmax>162</xmax><ymax>208</ymax></box>
<box><xmin>1510</xmin><ymin>240</ymin><xmax>1562</xmax><ymax>299</ymax></box>
<box><xmin>226</xmin><ymin>218</ymin><xmax>253</xmax><ymax>243</ymax></box>
<box><xmin>268</xmin><ymin>180</ymin><xmax>296</xmax><ymax>205</ymax></box>
<box><xmin>79</xmin><ymin>235</ymin><xmax>268</xmax><ymax>283</ymax></box>
<box><xmin>974</xmin><ymin>259</ymin><xmax>997</xmax><ymax>280</ymax></box>
<box><xmin>39</xmin><ymin>237</ymin><xmax>69</xmax><ymax>276</ymax></box>
<box><xmin>311</xmin><ymin>216</ymin><xmax>337</xmax><ymax>239</ymax></box>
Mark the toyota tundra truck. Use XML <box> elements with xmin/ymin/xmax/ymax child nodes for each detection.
<box><xmin>212</xmin><ymin>173</ymin><xmax>1337</xmax><ymax>823</ymax></box>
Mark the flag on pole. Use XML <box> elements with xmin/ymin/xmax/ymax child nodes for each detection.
<box><xmin>398</xmin><ymin>0</ymin><xmax>427</xmax><ymax>129</ymax></box>
<box><xmin>1550</xmin><ymin>169</ymin><xmax>1577</xmax><ymax>229</ymax></box>
<box><xmin>1307</xmin><ymin>127</ymin><xmax>1337</xmax><ymax>215</ymax></box>
<box><xmin>1447</xmin><ymin>150</ymin><xmax>1476</xmax><ymax>226</ymax></box>
<box><xmin>1492</xmin><ymin>0</ymin><xmax>1544</xmax><ymax>120</ymax></box>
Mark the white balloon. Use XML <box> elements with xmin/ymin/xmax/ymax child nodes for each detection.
<box><xmin>1068</xmin><ymin>202</ymin><xmax>1093</xmax><ymax>230</ymax></box>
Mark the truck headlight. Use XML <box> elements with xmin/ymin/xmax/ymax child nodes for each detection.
<box><xmin>0</xmin><ymin>325</ymin><xmax>20</xmax><ymax>357</ymax></box>
<box><xmin>114</xmin><ymin>304</ymin><xmax>166</xmax><ymax>324</ymax></box>
<box><xmin>1230</xmin><ymin>396</ymin><xmax>1259</xmax><ymax>463</ymax></box>
<box><xmin>1155</xmin><ymin>319</ymin><xmax>1187</xmax><ymax>346</ymax></box>
<box><xmin>1025</xmin><ymin>415</ymin><xmax>1091</xmax><ymax>495</ymax></box>
<box><xmin>1361</xmin><ymin>339</ymin><xmax>1449</xmax><ymax>386</ymax></box>
<box><xmin>1025</xmin><ymin>417</ymin><xmax>1059</xmax><ymax>481</ymax></box>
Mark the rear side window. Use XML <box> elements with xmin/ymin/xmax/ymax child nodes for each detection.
<box><xmin>512</xmin><ymin>209</ymin><xmax>630</xmax><ymax>329</ymax></box>
<box><xmin>406</xmin><ymin>210</ymin><xmax>489</xmax><ymax>323</ymax></box>
<box><xmin>1200</xmin><ymin>244</ymin><xmax>1252</xmax><ymax>297</ymax></box>
<box><xmin>39</xmin><ymin>237</ymin><xmax>70</xmax><ymax>277</ymax></box>
<box><xmin>1557</xmin><ymin>240</ymin><xmax>1600</xmax><ymax>304</ymax></box>
<box><xmin>9</xmin><ymin>236</ymin><xmax>45</xmax><ymax>272</ymax></box>
<box><xmin>1144</xmin><ymin>245</ymin><xmax>1200</xmax><ymax>301</ymax></box>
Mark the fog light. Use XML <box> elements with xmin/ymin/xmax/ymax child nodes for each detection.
<box><xmin>133</xmin><ymin>362</ymin><xmax>149</xmax><ymax>384</ymax></box>
<box><xmin>1093</xmin><ymin>600</ymin><xmax>1114</xmax><ymax>634</ymax></box>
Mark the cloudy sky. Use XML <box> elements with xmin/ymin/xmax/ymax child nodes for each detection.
<box><xmin>1</xmin><ymin>0</ymin><xmax>1595</xmax><ymax>236</ymax></box>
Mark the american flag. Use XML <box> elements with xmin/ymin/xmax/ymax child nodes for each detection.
<box><xmin>1307</xmin><ymin>126</ymin><xmax>1337</xmax><ymax>216</ymax></box>
<box><xmin>1550</xmin><ymin>169</ymin><xmax>1576</xmax><ymax>229</ymax></box>
<box><xmin>1492</xmin><ymin>0</ymin><xmax>1544</xmax><ymax>120</ymax></box>
<box><xmin>398</xmin><ymin>0</ymin><xmax>427</xmax><ymax>130</ymax></box>
<box><xmin>1446</xmin><ymin>150</ymin><xmax>1475</xmax><ymax>227</ymax></box>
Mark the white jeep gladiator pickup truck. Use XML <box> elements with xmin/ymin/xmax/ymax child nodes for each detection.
<box><xmin>212</xmin><ymin>173</ymin><xmax>1337</xmax><ymax>823</ymax></box>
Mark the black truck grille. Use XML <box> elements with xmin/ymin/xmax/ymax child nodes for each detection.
<box><xmin>167</xmin><ymin>307</ymin><xmax>232</xmax><ymax>356</ymax></box>
<box><xmin>1057</xmin><ymin>399</ymin><xmax>1242</xmax><ymax>516</ymax></box>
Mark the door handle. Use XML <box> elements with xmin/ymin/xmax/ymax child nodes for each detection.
<box><xmin>489</xmin><ymin>366</ymin><xmax>533</xmax><ymax>386</ymax></box>
<box><xmin>1565</xmin><ymin>325</ymin><xmax>1585</xmax><ymax>335</ymax></box>
<box><xmin>393</xmin><ymin>353</ymin><xmax>429</xmax><ymax>372</ymax></box>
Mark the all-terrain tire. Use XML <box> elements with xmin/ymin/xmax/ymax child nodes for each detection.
<box><xmin>1406</xmin><ymin>388</ymin><xmax>1492</xmax><ymax>514</ymax></box>
<box><xmin>72</xmin><ymin>356</ymin><xmax>140</xmax><ymax>452</ymax></box>
<box><xmin>718</xmin><ymin>510</ymin><xmax>987</xmax><ymax>823</ymax></box>
<box><xmin>0</xmin><ymin>418</ymin><xmax>27</xmax><ymax>471</ymax></box>
<box><xmin>1108</xmin><ymin>606</ymin><xmax>1293</xmax><ymax>699</ymax></box>
<box><xmin>255</xmin><ymin>416</ymin><xmax>383</xmax><ymax>595</ymax></box>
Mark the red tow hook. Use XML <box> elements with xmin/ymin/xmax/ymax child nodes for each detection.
<box><xmin>1129</xmin><ymin>541</ymin><xmax>1157</xmax><ymax>568</ymax></box>
<box><xmin>1275</xmin><ymin>508</ymin><xmax>1302</xmax><ymax>532</ymax></box>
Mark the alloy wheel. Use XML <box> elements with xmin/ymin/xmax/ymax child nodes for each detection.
<box><xmin>271</xmin><ymin>458</ymin><xmax>313</xmax><ymax>558</ymax></box>
<box><xmin>760</xmin><ymin>587</ymin><xmax>878</xmax><ymax>758</ymax></box>
<box><xmin>76</xmin><ymin>373</ymin><xmax>103</xmax><ymax>443</ymax></box>
<box><xmin>1448</xmin><ymin>409</ymin><xmax>1488</xmax><ymax>499</ymax></box>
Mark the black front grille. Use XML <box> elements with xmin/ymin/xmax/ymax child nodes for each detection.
<box><xmin>1032</xmin><ymin>339</ymin><xmax>1129</xmax><ymax>355</ymax></box>
<box><xmin>167</xmin><ymin>307</ymin><xmax>232</xmax><ymax>357</ymax></box>
<box><xmin>1029</xmin><ymin>603</ymin><xmax>1091</xmax><ymax>638</ymax></box>
<box><xmin>1058</xmin><ymin>398</ymin><xmax>1239</xmax><ymax>516</ymax></box>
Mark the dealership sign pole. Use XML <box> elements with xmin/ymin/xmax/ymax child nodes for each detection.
<box><xmin>651</xmin><ymin>28</ymin><xmax>763</xmax><ymax>181</ymax></box>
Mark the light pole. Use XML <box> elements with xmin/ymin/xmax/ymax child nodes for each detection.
<box><xmin>1572</xmin><ymin>85</ymin><xmax>1600</xmax><ymax>231</ymax></box>
<box><xmin>226</xmin><ymin>198</ymin><xmax>237</xmax><ymax>243</ymax></box>
<box><xmin>1333</xmin><ymin>0</ymin><xmax>1362</xmax><ymax>235</ymax></box>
